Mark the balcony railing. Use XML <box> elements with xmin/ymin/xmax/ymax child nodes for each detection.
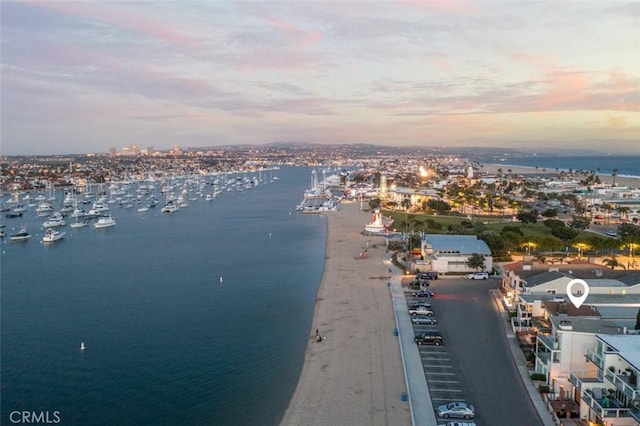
<box><xmin>569</xmin><ymin>372</ymin><xmax>602</xmax><ymax>392</ymax></box>
<box><xmin>605</xmin><ymin>370</ymin><xmax>640</xmax><ymax>401</ymax></box>
<box><xmin>585</xmin><ymin>348</ymin><xmax>604</xmax><ymax>370</ymax></box>
<box><xmin>537</xmin><ymin>334</ymin><xmax>557</xmax><ymax>351</ymax></box>
<box><xmin>536</xmin><ymin>350</ymin><xmax>550</xmax><ymax>364</ymax></box>
<box><xmin>631</xmin><ymin>405</ymin><xmax>640</xmax><ymax>422</ymax></box>
<box><xmin>581</xmin><ymin>391</ymin><xmax>630</xmax><ymax>418</ymax></box>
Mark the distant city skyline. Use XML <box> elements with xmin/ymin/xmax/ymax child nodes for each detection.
<box><xmin>1</xmin><ymin>1</ymin><xmax>638</xmax><ymax>155</ymax></box>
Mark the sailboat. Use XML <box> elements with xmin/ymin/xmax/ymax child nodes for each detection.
<box><xmin>70</xmin><ymin>194</ymin><xmax>88</xmax><ymax>228</ymax></box>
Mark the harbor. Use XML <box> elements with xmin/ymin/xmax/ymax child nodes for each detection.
<box><xmin>1</xmin><ymin>166</ymin><xmax>327</xmax><ymax>425</ymax></box>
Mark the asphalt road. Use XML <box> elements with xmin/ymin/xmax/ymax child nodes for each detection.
<box><xmin>427</xmin><ymin>277</ymin><xmax>542</xmax><ymax>426</ymax></box>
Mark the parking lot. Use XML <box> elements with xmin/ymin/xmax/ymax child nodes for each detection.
<box><xmin>406</xmin><ymin>292</ymin><xmax>477</xmax><ymax>424</ymax></box>
<box><xmin>403</xmin><ymin>275</ymin><xmax>541</xmax><ymax>426</ymax></box>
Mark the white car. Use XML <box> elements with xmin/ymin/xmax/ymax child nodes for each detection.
<box><xmin>467</xmin><ymin>272</ymin><xmax>489</xmax><ymax>280</ymax></box>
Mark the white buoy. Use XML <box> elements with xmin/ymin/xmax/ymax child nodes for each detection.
<box><xmin>80</xmin><ymin>342</ymin><xmax>86</xmax><ymax>351</ymax></box>
<box><xmin>269</xmin><ymin>232</ymin><xmax>272</xmax><ymax>238</ymax></box>
<box><xmin>219</xmin><ymin>276</ymin><xmax>223</xmax><ymax>283</ymax></box>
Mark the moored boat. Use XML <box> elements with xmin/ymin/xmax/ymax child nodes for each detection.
<box><xmin>10</xmin><ymin>227</ymin><xmax>31</xmax><ymax>241</ymax></box>
<box><xmin>42</xmin><ymin>229</ymin><xmax>65</xmax><ymax>243</ymax></box>
<box><xmin>42</xmin><ymin>212</ymin><xmax>67</xmax><ymax>228</ymax></box>
<box><xmin>94</xmin><ymin>215</ymin><xmax>116</xmax><ymax>229</ymax></box>
<box><xmin>70</xmin><ymin>220</ymin><xmax>88</xmax><ymax>228</ymax></box>
<box><xmin>161</xmin><ymin>202</ymin><xmax>179</xmax><ymax>213</ymax></box>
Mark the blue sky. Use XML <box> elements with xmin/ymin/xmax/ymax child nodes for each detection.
<box><xmin>1</xmin><ymin>0</ymin><xmax>639</xmax><ymax>155</ymax></box>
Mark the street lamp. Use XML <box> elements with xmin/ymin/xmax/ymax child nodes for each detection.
<box><xmin>575</xmin><ymin>243</ymin><xmax>588</xmax><ymax>259</ymax></box>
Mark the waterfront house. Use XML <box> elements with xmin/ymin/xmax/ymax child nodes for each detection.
<box><xmin>569</xmin><ymin>334</ymin><xmax>640</xmax><ymax>426</ymax></box>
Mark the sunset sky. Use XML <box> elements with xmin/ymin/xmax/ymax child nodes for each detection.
<box><xmin>1</xmin><ymin>0</ymin><xmax>639</xmax><ymax>155</ymax></box>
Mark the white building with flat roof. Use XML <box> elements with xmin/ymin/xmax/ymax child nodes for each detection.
<box><xmin>420</xmin><ymin>234</ymin><xmax>493</xmax><ymax>274</ymax></box>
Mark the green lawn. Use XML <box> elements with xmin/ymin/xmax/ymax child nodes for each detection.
<box><xmin>381</xmin><ymin>209</ymin><xmax>592</xmax><ymax>242</ymax></box>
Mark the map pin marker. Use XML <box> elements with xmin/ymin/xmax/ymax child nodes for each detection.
<box><xmin>566</xmin><ymin>279</ymin><xmax>589</xmax><ymax>308</ymax></box>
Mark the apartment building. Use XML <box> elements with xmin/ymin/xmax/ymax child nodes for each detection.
<box><xmin>569</xmin><ymin>334</ymin><xmax>640</xmax><ymax>425</ymax></box>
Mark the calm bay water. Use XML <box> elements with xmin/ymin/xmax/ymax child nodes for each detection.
<box><xmin>1</xmin><ymin>166</ymin><xmax>326</xmax><ymax>425</ymax></box>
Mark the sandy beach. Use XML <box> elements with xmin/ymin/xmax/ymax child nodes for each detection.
<box><xmin>481</xmin><ymin>163</ymin><xmax>640</xmax><ymax>188</ymax></box>
<box><xmin>281</xmin><ymin>202</ymin><xmax>411</xmax><ymax>426</ymax></box>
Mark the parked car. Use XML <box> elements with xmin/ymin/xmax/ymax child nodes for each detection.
<box><xmin>411</xmin><ymin>278</ymin><xmax>430</xmax><ymax>287</ymax></box>
<box><xmin>414</xmin><ymin>332</ymin><xmax>443</xmax><ymax>346</ymax></box>
<box><xmin>443</xmin><ymin>422</ymin><xmax>476</xmax><ymax>426</ymax></box>
<box><xmin>408</xmin><ymin>301</ymin><xmax>431</xmax><ymax>309</ymax></box>
<box><xmin>412</xmin><ymin>290</ymin><xmax>434</xmax><ymax>298</ymax></box>
<box><xmin>417</xmin><ymin>271</ymin><xmax>438</xmax><ymax>280</ymax></box>
<box><xmin>409</xmin><ymin>306</ymin><xmax>434</xmax><ymax>316</ymax></box>
<box><xmin>467</xmin><ymin>272</ymin><xmax>489</xmax><ymax>280</ymax></box>
<box><xmin>437</xmin><ymin>402</ymin><xmax>475</xmax><ymax>419</ymax></box>
<box><xmin>411</xmin><ymin>315</ymin><xmax>437</xmax><ymax>325</ymax></box>
<box><xmin>606</xmin><ymin>230</ymin><xmax>618</xmax><ymax>237</ymax></box>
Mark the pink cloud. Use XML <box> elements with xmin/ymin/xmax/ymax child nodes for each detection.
<box><xmin>537</xmin><ymin>70</ymin><xmax>589</xmax><ymax>109</ymax></box>
<box><xmin>397</xmin><ymin>0</ymin><xmax>477</xmax><ymax>14</ymax></box>
<box><xmin>232</xmin><ymin>48</ymin><xmax>319</xmax><ymax>73</ymax></box>
<box><xmin>266</xmin><ymin>16</ymin><xmax>324</xmax><ymax>48</ymax></box>
<box><xmin>29</xmin><ymin>1</ymin><xmax>197</xmax><ymax>47</ymax></box>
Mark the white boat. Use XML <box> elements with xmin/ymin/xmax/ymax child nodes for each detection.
<box><xmin>42</xmin><ymin>229</ymin><xmax>65</xmax><ymax>242</ymax></box>
<box><xmin>94</xmin><ymin>215</ymin><xmax>116</xmax><ymax>229</ymax></box>
<box><xmin>35</xmin><ymin>201</ymin><xmax>53</xmax><ymax>213</ymax></box>
<box><xmin>161</xmin><ymin>202</ymin><xmax>179</xmax><ymax>213</ymax></box>
<box><xmin>42</xmin><ymin>213</ymin><xmax>66</xmax><ymax>228</ymax></box>
<box><xmin>364</xmin><ymin>210</ymin><xmax>392</xmax><ymax>234</ymax></box>
<box><xmin>137</xmin><ymin>205</ymin><xmax>150</xmax><ymax>212</ymax></box>
<box><xmin>10</xmin><ymin>227</ymin><xmax>31</xmax><ymax>241</ymax></box>
<box><xmin>70</xmin><ymin>220</ymin><xmax>88</xmax><ymax>228</ymax></box>
<box><xmin>91</xmin><ymin>201</ymin><xmax>109</xmax><ymax>212</ymax></box>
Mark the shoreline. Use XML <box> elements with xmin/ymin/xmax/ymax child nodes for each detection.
<box><xmin>281</xmin><ymin>201</ymin><xmax>410</xmax><ymax>425</ymax></box>
<box><xmin>480</xmin><ymin>163</ymin><xmax>640</xmax><ymax>188</ymax></box>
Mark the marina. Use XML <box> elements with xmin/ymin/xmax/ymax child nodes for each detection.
<box><xmin>0</xmin><ymin>166</ymin><xmax>327</xmax><ymax>425</ymax></box>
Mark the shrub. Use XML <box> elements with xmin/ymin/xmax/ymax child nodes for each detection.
<box><xmin>530</xmin><ymin>373</ymin><xmax>546</xmax><ymax>382</ymax></box>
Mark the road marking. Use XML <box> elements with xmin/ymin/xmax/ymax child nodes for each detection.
<box><xmin>425</xmin><ymin>372</ymin><xmax>455</xmax><ymax>376</ymax></box>
<box><xmin>421</xmin><ymin>356</ymin><xmax>450</xmax><ymax>361</ymax></box>
<box><xmin>427</xmin><ymin>379</ymin><xmax>459</xmax><ymax>384</ymax></box>
<box><xmin>423</xmin><ymin>365</ymin><xmax>453</xmax><ymax>369</ymax></box>
<box><xmin>429</xmin><ymin>388</ymin><xmax>463</xmax><ymax>393</ymax></box>
<box><xmin>432</xmin><ymin>396</ymin><xmax>463</xmax><ymax>401</ymax></box>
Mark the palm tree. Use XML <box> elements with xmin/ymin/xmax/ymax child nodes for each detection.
<box><xmin>612</xmin><ymin>168</ymin><xmax>619</xmax><ymax>187</ymax></box>
<box><xmin>603</xmin><ymin>256</ymin><xmax>625</xmax><ymax>270</ymax></box>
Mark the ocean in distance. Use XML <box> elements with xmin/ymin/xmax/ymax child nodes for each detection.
<box><xmin>1</xmin><ymin>166</ymin><xmax>327</xmax><ymax>425</ymax></box>
<box><xmin>474</xmin><ymin>154</ymin><xmax>640</xmax><ymax>179</ymax></box>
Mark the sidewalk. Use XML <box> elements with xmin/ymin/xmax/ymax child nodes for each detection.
<box><xmin>489</xmin><ymin>289</ymin><xmax>556</xmax><ymax>426</ymax></box>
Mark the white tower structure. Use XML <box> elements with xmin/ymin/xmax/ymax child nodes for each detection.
<box><xmin>467</xmin><ymin>166</ymin><xmax>474</xmax><ymax>179</ymax></box>
<box><xmin>380</xmin><ymin>174</ymin><xmax>388</xmax><ymax>198</ymax></box>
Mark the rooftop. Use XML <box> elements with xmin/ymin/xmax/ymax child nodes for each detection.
<box><xmin>550</xmin><ymin>316</ymin><xmax>623</xmax><ymax>334</ymax></box>
<box><xmin>519</xmin><ymin>293</ymin><xmax>640</xmax><ymax>306</ymax></box>
<box><xmin>543</xmin><ymin>301</ymin><xmax>600</xmax><ymax>317</ymax></box>
<box><xmin>424</xmin><ymin>234</ymin><xmax>491</xmax><ymax>255</ymax></box>
<box><xmin>597</xmin><ymin>334</ymin><xmax>640</xmax><ymax>369</ymax></box>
